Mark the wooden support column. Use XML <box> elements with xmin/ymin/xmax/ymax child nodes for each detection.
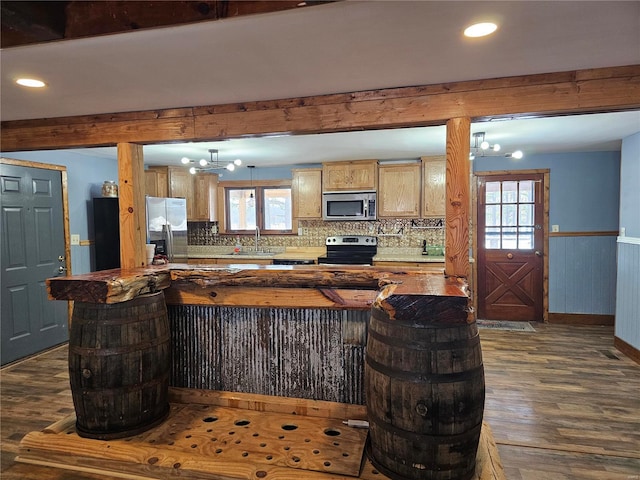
<box><xmin>117</xmin><ymin>143</ymin><xmax>146</xmax><ymax>269</ymax></box>
<box><xmin>445</xmin><ymin>117</ymin><xmax>471</xmax><ymax>279</ymax></box>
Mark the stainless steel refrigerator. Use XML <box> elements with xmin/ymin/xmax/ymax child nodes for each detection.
<box><xmin>146</xmin><ymin>196</ymin><xmax>188</xmax><ymax>262</ymax></box>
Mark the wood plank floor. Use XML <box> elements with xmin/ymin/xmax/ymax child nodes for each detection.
<box><xmin>1</xmin><ymin>323</ymin><xmax>639</xmax><ymax>479</ymax></box>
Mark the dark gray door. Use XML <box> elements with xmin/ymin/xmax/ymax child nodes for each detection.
<box><xmin>1</xmin><ymin>164</ymin><xmax>68</xmax><ymax>365</ymax></box>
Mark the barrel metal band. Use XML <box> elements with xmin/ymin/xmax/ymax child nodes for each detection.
<box><xmin>368</xmin><ymin>327</ymin><xmax>479</xmax><ymax>351</ymax></box>
<box><xmin>69</xmin><ymin>334</ymin><xmax>171</xmax><ymax>356</ymax></box>
<box><xmin>77</xmin><ymin>371</ymin><xmax>170</xmax><ymax>394</ymax></box>
<box><xmin>369</xmin><ymin>413</ymin><xmax>483</xmax><ymax>446</ymax></box>
<box><xmin>365</xmin><ymin>356</ymin><xmax>484</xmax><ymax>383</ymax></box>
<box><xmin>73</xmin><ymin>309</ymin><xmax>167</xmax><ymax>325</ymax></box>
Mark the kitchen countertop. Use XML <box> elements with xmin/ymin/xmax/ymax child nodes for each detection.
<box><xmin>187</xmin><ymin>246</ymin><xmax>445</xmax><ymax>264</ymax></box>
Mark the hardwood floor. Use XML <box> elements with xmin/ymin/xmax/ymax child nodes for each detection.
<box><xmin>1</xmin><ymin>323</ymin><xmax>638</xmax><ymax>479</ymax></box>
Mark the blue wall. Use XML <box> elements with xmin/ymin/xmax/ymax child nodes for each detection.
<box><xmin>1</xmin><ymin>150</ymin><xmax>118</xmax><ymax>275</ymax></box>
<box><xmin>474</xmin><ymin>151</ymin><xmax>621</xmax><ymax>315</ymax></box>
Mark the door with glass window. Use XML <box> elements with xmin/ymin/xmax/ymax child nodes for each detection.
<box><xmin>477</xmin><ymin>173</ymin><xmax>544</xmax><ymax>321</ymax></box>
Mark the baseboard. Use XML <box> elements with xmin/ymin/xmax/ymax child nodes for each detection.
<box><xmin>547</xmin><ymin>313</ymin><xmax>614</xmax><ymax>325</ymax></box>
<box><xmin>614</xmin><ymin>336</ymin><xmax>640</xmax><ymax>365</ymax></box>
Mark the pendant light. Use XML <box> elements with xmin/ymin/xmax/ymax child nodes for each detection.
<box><xmin>247</xmin><ymin>165</ymin><xmax>255</xmax><ymax>208</ymax></box>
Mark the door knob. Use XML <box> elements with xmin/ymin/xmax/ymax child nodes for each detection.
<box><xmin>58</xmin><ymin>266</ymin><xmax>67</xmax><ymax>273</ymax></box>
<box><xmin>535</xmin><ymin>251</ymin><xmax>543</xmax><ymax>257</ymax></box>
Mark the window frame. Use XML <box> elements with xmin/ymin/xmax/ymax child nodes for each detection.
<box><xmin>219</xmin><ymin>179</ymin><xmax>293</xmax><ymax>235</ymax></box>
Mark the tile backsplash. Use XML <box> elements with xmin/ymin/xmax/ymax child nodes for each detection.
<box><xmin>188</xmin><ymin>218</ymin><xmax>444</xmax><ymax>250</ymax></box>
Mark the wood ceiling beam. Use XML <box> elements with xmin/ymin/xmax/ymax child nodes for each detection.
<box><xmin>1</xmin><ymin>1</ymin><xmax>334</xmax><ymax>47</ymax></box>
<box><xmin>2</xmin><ymin>65</ymin><xmax>638</xmax><ymax>152</ymax></box>
<box><xmin>1</xmin><ymin>1</ymin><xmax>67</xmax><ymax>47</ymax></box>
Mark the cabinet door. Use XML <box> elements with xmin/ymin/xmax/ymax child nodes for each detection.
<box><xmin>168</xmin><ymin>167</ymin><xmax>194</xmax><ymax>219</ymax></box>
<box><xmin>292</xmin><ymin>169</ymin><xmax>322</xmax><ymax>218</ymax></box>
<box><xmin>322</xmin><ymin>160</ymin><xmax>378</xmax><ymax>191</ymax></box>
<box><xmin>421</xmin><ymin>156</ymin><xmax>446</xmax><ymax>217</ymax></box>
<box><xmin>349</xmin><ymin>161</ymin><xmax>378</xmax><ymax>190</ymax></box>
<box><xmin>193</xmin><ymin>173</ymin><xmax>218</xmax><ymax>221</ymax></box>
<box><xmin>145</xmin><ymin>168</ymin><xmax>168</xmax><ymax>197</ymax></box>
<box><xmin>378</xmin><ymin>163</ymin><xmax>421</xmax><ymax>217</ymax></box>
<box><xmin>322</xmin><ymin>163</ymin><xmax>352</xmax><ymax>191</ymax></box>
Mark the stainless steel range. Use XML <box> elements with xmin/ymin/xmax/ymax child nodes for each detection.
<box><xmin>317</xmin><ymin>235</ymin><xmax>378</xmax><ymax>265</ymax></box>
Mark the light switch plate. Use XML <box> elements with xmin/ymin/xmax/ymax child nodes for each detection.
<box><xmin>71</xmin><ymin>234</ymin><xmax>80</xmax><ymax>245</ymax></box>
<box><xmin>551</xmin><ymin>225</ymin><xmax>559</xmax><ymax>232</ymax></box>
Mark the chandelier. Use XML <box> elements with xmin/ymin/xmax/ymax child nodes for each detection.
<box><xmin>469</xmin><ymin>132</ymin><xmax>523</xmax><ymax>160</ymax></box>
<box><xmin>180</xmin><ymin>149</ymin><xmax>242</xmax><ymax>174</ymax></box>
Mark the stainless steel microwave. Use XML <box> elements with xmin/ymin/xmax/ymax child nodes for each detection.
<box><xmin>322</xmin><ymin>191</ymin><xmax>376</xmax><ymax>221</ymax></box>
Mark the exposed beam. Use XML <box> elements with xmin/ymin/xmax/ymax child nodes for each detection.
<box><xmin>2</xmin><ymin>66</ymin><xmax>639</xmax><ymax>152</ymax></box>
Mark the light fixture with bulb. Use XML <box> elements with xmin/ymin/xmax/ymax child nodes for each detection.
<box><xmin>469</xmin><ymin>132</ymin><xmax>523</xmax><ymax>160</ymax></box>
<box><xmin>181</xmin><ymin>149</ymin><xmax>242</xmax><ymax>174</ymax></box>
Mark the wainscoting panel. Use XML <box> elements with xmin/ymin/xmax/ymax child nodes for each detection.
<box><xmin>615</xmin><ymin>237</ymin><xmax>640</xmax><ymax>351</ymax></box>
<box><xmin>549</xmin><ymin>235</ymin><xmax>617</xmax><ymax>314</ymax></box>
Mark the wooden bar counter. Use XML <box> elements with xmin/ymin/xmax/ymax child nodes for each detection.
<box><xmin>48</xmin><ymin>264</ymin><xmax>469</xmax><ymax>405</ymax></box>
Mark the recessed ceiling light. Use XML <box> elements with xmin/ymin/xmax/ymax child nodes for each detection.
<box><xmin>464</xmin><ymin>22</ymin><xmax>498</xmax><ymax>38</ymax></box>
<box><xmin>16</xmin><ymin>78</ymin><xmax>46</xmax><ymax>88</ymax></box>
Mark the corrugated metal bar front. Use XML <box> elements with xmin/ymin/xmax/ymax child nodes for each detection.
<box><xmin>167</xmin><ymin>306</ymin><xmax>368</xmax><ymax>404</ymax></box>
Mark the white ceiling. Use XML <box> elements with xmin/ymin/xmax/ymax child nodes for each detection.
<box><xmin>1</xmin><ymin>1</ymin><xmax>639</xmax><ymax>167</ymax></box>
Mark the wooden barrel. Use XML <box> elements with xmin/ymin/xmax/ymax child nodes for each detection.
<box><xmin>365</xmin><ymin>296</ymin><xmax>485</xmax><ymax>480</ymax></box>
<box><xmin>68</xmin><ymin>291</ymin><xmax>171</xmax><ymax>440</ymax></box>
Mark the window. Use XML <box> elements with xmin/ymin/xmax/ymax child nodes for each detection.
<box><xmin>225</xmin><ymin>185</ymin><xmax>292</xmax><ymax>234</ymax></box>
<box><xmin>484</xmin><ymin>180</ymin><xmax>535</xmax><ymax>249</ymax></box>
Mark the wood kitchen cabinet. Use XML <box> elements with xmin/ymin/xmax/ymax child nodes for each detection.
<box><xmin>378</xmin><ymin>163</ymin><xmax>421</xmax><ymax>217</ymax></box>
<box><xmin>322</xmin><ymin>160</ymin><xmax>378</xmax><ymax>191</ymax></box>
<box><xmin>144</xmin><ymin>167</ymin><xmax>168</xmax><ymax>197</ymax></box>
<box><xmin>292</xmin><ymin>168</ymin><xmax>322</xmax><ymax>218</ymax></box>
<box><xmin>421</xmin><ymin>155</ymin><xmax>446</xmax><ymax>217</ymax></box>
<box><xmin>168</xmin><ymin>167</ymin><xmax>195</xmax><ymax>219</ymax></box>
<box><xmin>193</xmin><ymin>173</ymin><xmax>218</xmax><ymax>221</ymax></box>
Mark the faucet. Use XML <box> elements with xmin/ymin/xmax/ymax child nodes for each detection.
<box><xmin>255</xmin><ymin>226</ymin><xmax>260</xmax><ymax>252</ymax></box>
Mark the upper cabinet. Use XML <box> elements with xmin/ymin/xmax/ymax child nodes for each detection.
<box><xmin>193</xmin><ymin>173</ymin><xmax>218</xmax><ymax>222</ymax></box>
<box><xmin>292</xmin><ymin>168</ymin><xmax>322</xmax><ymax>218</ymax></box>
<box><xmin>144</xmin><ymin>167</ymin><xmax>168</xmax><ymax>198</ymax></box>
<box><xmin>421</xmin><ymin>156</ymin><xmax>446</xmax><ymax>217</ymax></box>
<box><xmin>168</xmin><ymin>167</ymin><xmax>195</xmax><ymax>219</ymax></box>
<box><xmin>378</xmin><ymin>163</ymin><xmax>421</xmax><ymax>217</ymax></box>
<box><xmin>322</xmin><ymin>160</ymin><xmax>378</xmax><ymax>192</ymax></box>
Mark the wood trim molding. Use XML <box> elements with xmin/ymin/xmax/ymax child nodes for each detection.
<box><xmin>549</xmin><ymin>231</ymin><xmax>619</xmax><ymax>237</ymax></box>
<box><xmin>548</xmin><ymin>313</ymin><xmax>615</xmax><ymax>325</ymax></box>
<box><xmin>614</xmin><ymin>336</ymin><xmax>640</xmax><ymax>365</ymax></box>
<box><xmin>1</xmin><ymin>65</ymin><xmax>639</xmax><ymax>152</ymax></box>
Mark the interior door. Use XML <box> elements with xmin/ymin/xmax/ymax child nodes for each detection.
<box><xmin>1</xmin><ymin>164</ymin><xmax>69</xmax><ymax>364</ymax></box>
<box><xmin>477</xmin><ymin>173</ymin><xmax>544</xmax><ymax>321</ymax></box>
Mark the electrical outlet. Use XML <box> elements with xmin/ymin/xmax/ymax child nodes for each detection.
<box><xmin>302</xmin><ymin>227</ymin><xmax>309</xmax><ymax>236</ymax></box>
<box><xmin>71</xmin><ymin>234</ymin><xmax>80</xmax><ymax>245</ymax></box>
<box><xmin>551</xmin><ymin>225</ymin><xmax>559</xmax><ymax>232</ymax></box>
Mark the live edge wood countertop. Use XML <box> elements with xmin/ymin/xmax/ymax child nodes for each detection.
<box><xmin>46</xmin><ymin>264</ymin><xmax>468</xmax><ymax>311</ymax></box>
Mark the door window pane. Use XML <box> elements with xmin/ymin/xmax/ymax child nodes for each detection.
<box><xmin>519</xmin><ymin>180</ymin><xmax>534</xmax><ymax>202</ymax></box>
<box><xmin>502</xmin><ymin>181</ymin><xmax>518</xmax><ymax>203</ymax></box>
<box><xmin>502</xmin><ymin>227</ymin><xmax>518</xmax><ymax>249</ymax></box>
<box><xmin>519</xmin><ymin>204</ymin><xmax>533</xmax><ymax>226</ymax></box>
<box><xmin>485</xmin><ymin>228</ymin><xmax>501</xmax><ymax>249</ymax></box>
<box><xmin>502</xmin><ymin>204</ymin><xmax>517</xmax><ymax>226</ymax></box>
<box><xmin>263</xmin><ymin>188</ymin><xmax>292</xmax><ymax>230</ymax></box>
<box><xmin>518</xmin><ymin>227</ymin><xmax>534</xmax><ymax>249</ymax></box>
<box><xmin>485</xmin><ymin>205</ymin><xmax>500</xmax><ymax>226</ymax></box>
<box><xmin>486</xmin><ymin>182</ymin><xmax>501</xmax><ymax>204</ymax></box>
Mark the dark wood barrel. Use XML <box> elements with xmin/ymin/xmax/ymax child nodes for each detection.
<box><xmin>68</xmin><ymin>291</ymin><xmax>171</xmax><ymax>440</ymax></box>
<box><xmin>365</xmin><ymin>295</ymin><xmax>485</xmax><ymax>480</ymax></box>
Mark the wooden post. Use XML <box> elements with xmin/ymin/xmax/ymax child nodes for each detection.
<box><xmin>117</xmin><ymin>143</ymin><xmax>146</xmax><ymax>268</ymax></box>
<box><xmin>445</xmin><ymin>117</ymin><xmax>471</xmax><ymax>279</ymax></box>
